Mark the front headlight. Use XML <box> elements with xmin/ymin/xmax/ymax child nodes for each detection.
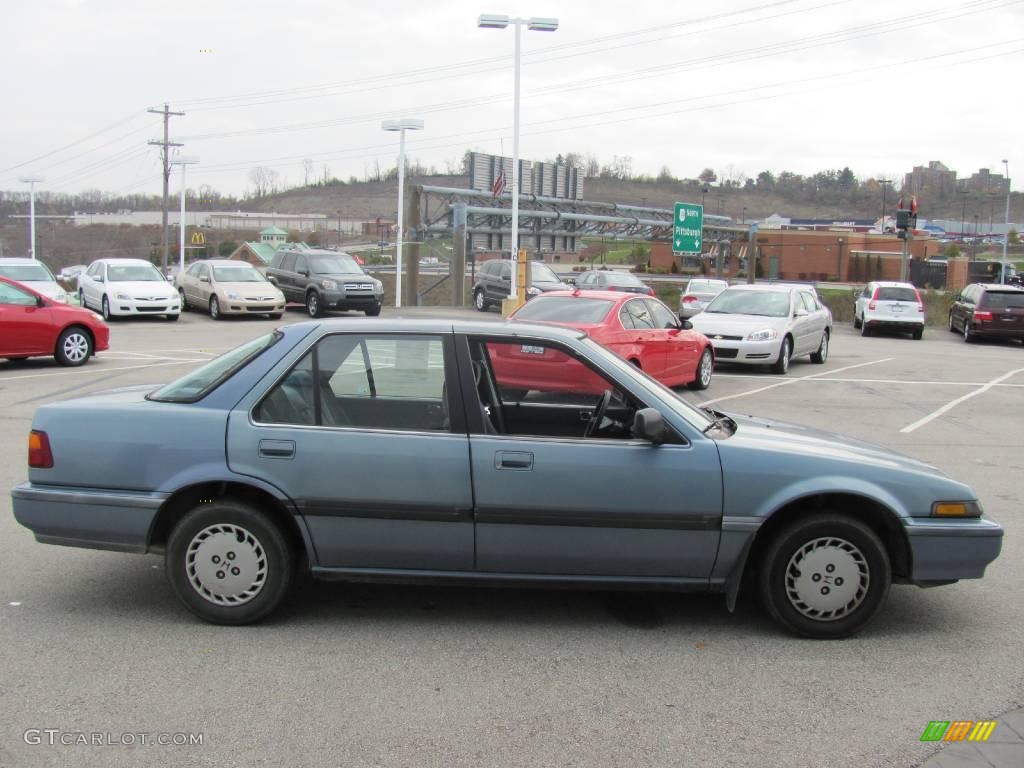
<box><xmin>55</xmin><ymin>290</ymin><xmax>69</xmax><ymax>303</ymax></box>
<box><xmin>932</xmin><ymin>501</ymin><xmax>983</xmax><ymax>518</ymax></box>
<box><xmin>116</xmin><ymin>293</ymin><xmax>131</xmax><ymax>300</ymax></box>
<box><xmin>321</xmin><ymin>279</ymin><xmax>337</xmax><ymax>290</ymax></box>
<box><xmin>373</xmin><ymin>280</ymin><xmax>383</xmax><ymax>291</ymax></box>
<box><xmin>225</xmin><ymin>292</ymin><xmax>241</xmax><ymax>300</ymax></box>
<box><xmin>746</xmin><ymin>328</ymin><xmax>779</xmax><ymax>342</ymax></box>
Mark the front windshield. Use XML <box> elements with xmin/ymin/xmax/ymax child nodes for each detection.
<box><xmin>148</xmin><ymin>332</ymin><xmax>281</xmax><ymax>403</ymax></box>
<box><xmin>0</xmin><ymin>264</ymin><xmax>55</xmax><ymax>282</ymax></box>
<box><xmin>514</xmin><ymin>296</ymin><xmax>613</xmax><ymax>324</ymax></box>
<box><xmin>213</xmin><ymin>265</ymin><xmax>266</xmax><ymax>283</ymax></box>
<box><xmin>706</xmin><ymin>289</ymin><xmax>791</xmax><ymax>317</ymax></box>
<box><xmin>579</xmin><ymin>336</ymin><xmax>713</xmax><ymax>431</ymax></box>
<box><xmin>310</xmin><ymin>254</ymin><xmax>362</xmax><ymax>275</ymax></box>
<box><xmin>108</xmin><ymin>264</ymin><xmax>165</xmax><ymax>282</ymax></box>
<box><xmin>531</xmin><ymin>263</ymin><xmax>560</xmax><ymax>283</ymax></box>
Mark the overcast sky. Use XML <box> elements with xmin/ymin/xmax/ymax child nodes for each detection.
<box><xmin>1</xmin><ymin>0</ymin><xmax>1021</xmax><ymax>198</ymax></box>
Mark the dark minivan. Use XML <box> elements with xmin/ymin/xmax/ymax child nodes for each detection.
<box><xmin>266</xmin><ymin>247</ymin><xmax>384</xmax><ymax>318</ymax></box>
<box><xmin>948</xmin><ymin>283</ymin><xmax>1024</xmax><ymax>343</ymax></box>
<box><xmin>472</xmin><ymin>260</ymin><xmax>569</xmax><ymax>311</ymax></box>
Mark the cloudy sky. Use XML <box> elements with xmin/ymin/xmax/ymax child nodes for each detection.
<box><xmin>1</xmin><ymin>0</ymin><xmax>1021</xmax><ymax>197</ymax></box>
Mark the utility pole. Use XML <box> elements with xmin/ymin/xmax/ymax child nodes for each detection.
<box><xmin>148</xmin><ymin>103</ymin><xmax>184</xmax><ymax>274</ymax></box>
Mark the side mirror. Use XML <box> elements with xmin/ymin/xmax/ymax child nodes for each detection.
<box><xmin>794</xmin><ymin>308</ymin><xmax>808</xmax><ymax>317</ymax></box>
<box><xmin>37</xmin><ymin>296</ymin><xmax>47</xmax><ymax>307</ymax></box>
<box><xmin>96</xmin><ymin>275</ymin><xmax>104</xmax><ymax>283</ymax></box>
<box><xmin>298</xmin><ymin>269</ymin><xmax>309</xmax><ymax>277</ymax></box>
<box><xmin>632</xmin><ymin>408</ymin><xmax>668</xmax><ymax>445</ymax></box>
<box><xmin>679</xmin><ymin>319</ymin><xmax>693</xmax><ymax>330</ymax></box>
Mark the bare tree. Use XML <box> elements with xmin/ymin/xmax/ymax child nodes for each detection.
<box><xmin>321</xmin><ymin>164</ymin><xmax>331</xmax><ymax>184</ymax></box>
<box><xmin>302</xmin><ymin>158</ymin><xmax>314</xmax><ymax>187</ymax></box>
<box><xmin>249</xmin><ymin>167</ymin><xmax>273</xmax><ymax>197</ymax></box>
<box><xmin>584</xmin><ymin>153</ymin><xmax>600</xmax><ymax>177</ymax></box>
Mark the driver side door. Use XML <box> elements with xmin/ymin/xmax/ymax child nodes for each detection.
<box><xmin>464</xmin><ymin>335</ymin><xmax>722</xmax><ymax>580</ymax></box>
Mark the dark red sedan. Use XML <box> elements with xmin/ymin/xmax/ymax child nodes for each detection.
<box><xmin>0</xmin><ymin>276</ymin><xmax>110</xmax><ymax>366</ymax></box>
<box><xmin>499</xmin><ymin>290</ymin><xmax>714</xmax><ymax>393</ymax></box>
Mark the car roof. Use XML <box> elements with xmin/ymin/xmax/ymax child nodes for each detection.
<box><xmin>526</xmin><ymin>289</ymin><xmax>639</xmax><ymax>303</ymax></box>
<box><xmin>92</xmin><ymin>258</ymin><xmax>155</xmax><ymax>266</ymax></box>
<box><xmin>293</xmin><ymin>316</ymin><xmax>592</xmax><ymax>343</ymax></box>
<box><xmin>194</xmin><ymin>259</ymin><xmax>249</xmax><ymax>267</ymax></box>
<box><xmin>869</xmin><ymin>281</ymin><xmax>916</xmax><ymax>288</ymax></box>
<box><xmin>974</xmin><ymin>283</ymin><xmax>1023</xmax><ymax>291</ymax></box>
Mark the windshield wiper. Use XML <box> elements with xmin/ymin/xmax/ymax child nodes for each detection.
<box><xmin>701</xmin><ymin>408</ymin><xmax>735</xmax><ymax>435</ymax></box>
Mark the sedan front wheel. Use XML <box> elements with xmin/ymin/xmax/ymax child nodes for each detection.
<box><xmin>759</xmin><ymin>513</ymin><xmax>890</xmax><ymax>638</ymax></box>
<box><xmin>55</xmin><ymin>326</ymin><xmax>92</xmax><ymax>366</ymax></box>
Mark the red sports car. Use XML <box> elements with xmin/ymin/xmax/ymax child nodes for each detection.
<box><xmin>496</xmin><ymin>290</ymin><xmax>714</xmax><ymax>394</ymax></box>
<box><xmin>0</xmin><ymin>276</ymin><xmax>110</xmax><ymax>366</ymax></box>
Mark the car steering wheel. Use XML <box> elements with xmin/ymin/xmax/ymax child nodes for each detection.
<box><xmin>584</xmin><ymin>390</ymin><xmax>613</xmax><ymax>438</ymax></box>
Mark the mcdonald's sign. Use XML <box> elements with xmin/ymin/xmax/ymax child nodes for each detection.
<box><xmin>190</xmin><ymin>230</ymin><xmax>206</xmax><ymax>246</ymax></box>
<box><xmin>920</xmin><ymin>720</ymin><xmax>997</xmax><ymax>742</ymax></box>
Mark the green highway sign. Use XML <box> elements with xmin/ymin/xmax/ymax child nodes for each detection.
<box><xmin>673</xmin><ymin>202</ymin><xmax>703</xmax><ymax>253</ymax></box>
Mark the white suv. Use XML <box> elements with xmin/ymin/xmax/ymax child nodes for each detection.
<box><xmin>854</xmin><ymin>281</ymin><xmax>924</xmax><ymax>339</ymax></box>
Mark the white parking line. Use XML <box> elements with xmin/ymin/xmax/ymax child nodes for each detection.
<box><xmin>899</xmin><ymin>367</ymin><xmax>1024</xmax><ymax>434</ymax></box>
<box><xmin>700</xmin><ymin>358</ymin><xmax>893</xmax><ymax>406</ymax></box>
<box><xmin>773</xmin><ymin>377</ymin><xmax>1024</xmax><ymax>389</ymax></box>
<box><xmin>0</xmin><ymin>359</ymin><xmax>206</xmax><ymax>382</ymax></box>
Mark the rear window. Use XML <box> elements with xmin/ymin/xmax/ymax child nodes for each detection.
<box><xmin>513</xmin><ymin>296</ymin><xmax>614</xmax><ymax>324</ymax></box>
<box><xmin>685</xmin><ymin>279</ymin><xmax>728</xmax><ymax>294</ymax></box>
<box><xmin>982</xmin><ymin>290</ymin><xmax>1024</xmax><ymax>309</ymax></box>
<box><xmin>875</xmin><ymin>287</ymin><xmax>918</xmax><ymax>302</ymax></box>
<box><xmin>148</xmin><ymin>332</ymin><xmax>281</xmax><ymax>403</ymax></box>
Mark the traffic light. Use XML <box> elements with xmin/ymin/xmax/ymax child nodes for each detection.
<box><xmin>895</xmin><ymin>209</ymin><xmax>917</xmax><ymax>231</ymax></box>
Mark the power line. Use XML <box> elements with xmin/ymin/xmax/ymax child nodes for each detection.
<box><xmin>0</xmin><ymin>111</ymin><xmax>145</xmax><ymax>175</ymax></box>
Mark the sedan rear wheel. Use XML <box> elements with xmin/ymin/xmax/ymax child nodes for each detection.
<box><xmin>179</xmin><ymin>288</ymin><xmax>188</xmax><ymax>311</ymax></box>
<box><xmin>759</xmin><ymin>513</ymin><xmax>890</xmax><ymax>638</ymax></box>
<box><xmin>948</xmin><ymin>312</ymin><xmax>957</xmax><ymax>333</ymax></box>
<box><xmin>688</xmin><ymin>348</ymin><xmax>713</xmax><ymax>390</ymax></box>
<box><xmin>165</xmin><ymin>499</ymin><xmax>295</xmax><ymax>625</ymax></box>
<box><xmin>810</xmin><ymin>331</ymin><xmax>829</xmax><ymax>364</ymax></box>
<box><xmin>963</xmin><ymin>320</ymin><xmax>975</xmax><ymax>343</ymax></box>
<box><xmin>55</xmin><ymin>326</ymin><xmax>92</xmax><ymax>366</ymax></box>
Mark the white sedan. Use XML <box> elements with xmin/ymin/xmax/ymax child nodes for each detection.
<box><xmin>78</xmin><ymin>258</ymin><xmax>180</xmax><ymax>321</ymax></box>
<box><xmin>688</xmin><ymin>284</ymin><xmax>832</xmax><ymax>374</ymax></box>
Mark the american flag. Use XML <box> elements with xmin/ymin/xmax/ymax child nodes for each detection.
<box><xmin>491</xmin><ymin>167</ymin><xmax>507</xmax><ymax>198</ymax></box>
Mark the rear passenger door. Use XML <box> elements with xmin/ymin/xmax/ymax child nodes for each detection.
<box><xmin>229</xmin><ymin>332</ymin><xmax>474</xmax><ymax>571</ymax></box>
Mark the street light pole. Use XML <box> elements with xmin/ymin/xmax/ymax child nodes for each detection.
<box><xmin>18</xmin><ymin>176</ymin><xmax>43</xmax><ymax>260</ymax></box>
<box><xmin>171</xmin><ymin>157</ymin><xmax>199</xmax><ymax>276</ymax></box>
<box><xmin>479</xmin><ymin>14</ymin><xmax>558</xmax><ymax>303</ymax></box>
<box><xmin>879</xmin><ymin>179</ymin><xmax>892</xmax><ymax>233</ymax></box>
<box><xmin>382</xmin><ymin>118</ymin><xmax>425</xmax><ymax>308</ymax></box>
<box><xmin>1002</xmin><ymin>159</ymin><xmax>1011</xmax><ymax>281</ymax></box>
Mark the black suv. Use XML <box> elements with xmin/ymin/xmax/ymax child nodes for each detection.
<box><xmin>472</xmin><ymin>259</ymin><xmax>569</xmax><ymax>311</ymax></box>
<box><xmin>948</xmin><ymin>283</ymin><xmax>1024</xmax><ymax>343</ymax></box>
<box><xmin>266</xmin><ymin>247</ymin><xmax>383</xmax><ymax>318</ymax></box>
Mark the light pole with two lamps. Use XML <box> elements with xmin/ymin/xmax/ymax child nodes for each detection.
<box><xmin>382</xmin><ymin>118</ymin><xmax>424</xmax><ymax>308</ymax></box>
<box><xmin>19</xmin><ymin>176</ymin><xmax>44</xmax><ymax>259</ymax></box>
<box><xmin>170</xmin><ymin>157</ymin><xmax>199</xmax><ymax>277</ymax></box>
<box><xmin>478</xmin><ymin>13</ymin><xmax>558</xmax><ymax>304</ymax></box>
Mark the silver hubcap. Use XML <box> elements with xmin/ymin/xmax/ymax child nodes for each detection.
<box><xmin>211</xmin><ymin>298</ymin><xmax>219</xmax><ymax>318</ymax></box>
<box><xmin>819</xmin><ymin>334</ymin><xmax>828</xmax><ymax>360</ymax></box>
<box><xmin>63</xmin><ymin>333</ymin><xmax>89</xmax><ymax>362</ymax></box>
<box><xmin>102</xmin><ymin>298</ymin><xmax>109</xmax><ymax>318</ymax></box>
<box><xmin>179</xmin><ymin>290</ymin><xmax>186</xmax><ymax>308</ymax></box>
<box><xmin>699</xmin><ymin>351</ymin><xmax>712</xmax><ymax>385</ymax></box>
<box><xmin>186</xmin><ymin>523</ymin><xmax>267</xmax><ymax>606</ymax></box>
<box><xmin>476</xmin><ymin>292</ymin><xmax>484</xmax><ymax>309</ymax></box>
<box><xmin>308</xmin><ymin>295</ymin><xmax>317</xmax><ymax>315</ymax></box>
<box><xmin>781</xmin><ymin>342</ymin><xmax>790</xmax><ymax>371</ymax></box>
<box><xmin>964</xmin><ymin>322</ymin><xmax>969</xmax><ymax>339</ymax></box>
<box><xmin>785</xmin><ymin>536</ymin><xmax>869</xmax><ymax>621</ymax></box>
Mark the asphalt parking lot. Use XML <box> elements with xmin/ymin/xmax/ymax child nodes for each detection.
<box><xmin>1</xmin><ymin>308</ymin><xmax>1021</xmax><ymax>768</ymax></box>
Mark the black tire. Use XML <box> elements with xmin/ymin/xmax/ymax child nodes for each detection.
<box><xmin>474</xmin><ymin>289</ymin><xmax>488</xmax><ymax>312</ymax></box>
<box><xmin>78</xmin><ymin>290</ymin><xmax>86</xmax><ymax>309</ymax></box>
<box><xmin>912</xmin><ymin>327</ymin><xmax>923</xmax><ymax>341</ymax></box>
<box><xmin>688</xmin><ymin>347</ymin><xmax>713</xmax><ymax>390</ymax></box>
<box><xmin>306</xmin><ymin>291</ymin><xmax>323</xmax><ymax>318</ymax></box>
<box><xmin>770</xmin><ymin>337</ymin><xmax>792</xmax><ymax>374</ymax></box>
<box><xmin>166</xmin><ymin>312</ymin><xmax>180</xmax><ymax>321</ymax></box>
<box><xmin>948</xmin><ymin>312</ymin><xmax>957</xmax><ymax>333</ymax></box>
<box><xmin>178</xmin><ymin>288</ymin><xmax>188</xmax><ymax>311</ymax></box>
<box><xmin>101</xmin><ymin>295</ymin><xmax>113</xmax><ymax>322</ymax></box>
<box><xmin>860</xmin><ymin>320</ymin><xmax>871</xmax><ymax>337</ymax></box>
<box><xmin>853</xmin><ymin>313</ymin><xmax>862</xmax><ymax>329</ymax></box>
<box><xmin>759</xmin><ymin>513</ymin><xmax>891</xmax><ymax>639</ymax></box>
<box><xmin>269</xmin><ymin>313</ymin><xmax>283</xmax><ymax>320</ymax></box>
<box><xmin>963</xmin><ymin>319</ymin><xmax>975</xmax><ymax>343</ymax></box>
<box><xmin>810</xmin><ymin>331</ymin><xmax>829</xmax><ymax>364</ymax></box>
<box><xmin>365</xmin><ymin>304</ymin><xmax>382</xmax><ymax>317</ymax></box>
<box><xmin>165</xmin><ymin>499</ymin><xmax>295</xmax><ymax>625</ymax></box>
<box><xmin>209</xmin><ymin>295</ymin><xmax>222</xmax><ymax>320</ymax></box>
<box><xmin>54</xmin><ymin>326</ymin><xmax>93</xmax><ymax>366</ymax></box>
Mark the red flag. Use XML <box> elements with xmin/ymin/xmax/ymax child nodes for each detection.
<box><xmin>491</xmin><ymin>167</ymin><xmax>507</xmax><ymax>198</ymax></box>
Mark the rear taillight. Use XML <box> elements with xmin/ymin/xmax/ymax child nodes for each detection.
<box><xmin>28</xmin><ymin>430</ymin><xmax>53</xmax><ymax>469</ymax></box>
<box><xmin>868</xmin><ymin>301</ymin><xmax>877</xmax><ymax>310</ymax></box>
<box><xmin>682</xmin><ymin>295</ymin><xmax>698</xmax><ymax>304</ymax></box>
<box><xmin>646</xmin><ymin>286</ymin><xmax>655</xmax><ymax>296</ymax></box>
<box><xmin>974</xmin><ymin>310</ymin><xmax>993</xmax><ymax>322</ymax></box>
<box><xmin>607</xmin><ymin>286</ymin><xmax>618</xmax><ymax>291</ymax></box>
<box><xmin>914</xmin><ymin>289</ymin><xmax>924</xmax><ymax>313</ymax></box>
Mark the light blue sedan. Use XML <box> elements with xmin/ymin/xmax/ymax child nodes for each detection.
<box><xmin>11</xmin><ymin>319</ymin><xmax>1002</xmax><ymax>637</ymax></box>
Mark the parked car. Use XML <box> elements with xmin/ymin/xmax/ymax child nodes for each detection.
<box><xmin>0</xmin><ymin>258</ymin><xmax>69</xmax><ymax>303</ymax></box>
<box><xmin>948</xmin><ymin>283</ymin><xmax>1024</xmax><ymax>343</ymax></box>
<box><xmin>0</xmin><ymin>276</ymin><xmax>109</xmax><ymax>366</ymax></box>
<box><xmin>57</xmin><ymin>265</ymin><xmax>87</xmax><ymax>281</ymax></box>
<box><xmin>688</xmin><ymin>284</ymin><xmax>832</xmax><ymax>374</ymax></box>
<box><xmin>77</xmin><ymin>258</ymin><xmax>180</xmax><ymax>321</ymax></box>
<box><xmin>472</xmin><ymin>260</ymin><xmax>569</xmax><ymax>311</ymax></box>
<box><xmin>678</xmin><ymin>278</ymin><xmax>729</xmax><ymax>319</ymax></box>
<box><xmin>574</xmin><ymin>269</ymin><xmax>655</xmax><ymax>296</ymax></box>
<box><xmin>11</xmin><ymin>318</ymin><xmax>1002</xmax><ymax>637</ymax></box>
<box><xmin>853</xmin><ymin>281</ymin><xmax>925</xmax><ymax>339</ymax></box>
<box><xmin>266</xmin><ymin>246</ymin><xmax>383</xmax><ymax>318</ymax></box>
<box><xmin>506</xmin><ymin>290</ymin><xmax>714</xmax><ymax>392</ymax></box>
<box><xmin>175</xmin><ymin>259</ymin><xmax>286</xmax><ymax>320</ymax></box>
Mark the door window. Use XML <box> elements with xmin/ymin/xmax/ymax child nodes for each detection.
<box><xmin>799</xmin><ymin>292</ymin><xmax>819</xmax><ymax>312</ymax></box>
<box><xmin>186</xmin><ymin>263</ymin><xmax>203</xmax><ymax>277</ymax></box>
<box><xmin>279</xmin><ymin>253</ymin><xmax>297</xmax><ymax>273</ymax></box>
<box><xmin>499</xmin><ymin>263</ymin><xmax>511</xmax><ymax>281</ymax></box>
<box><xmin>645</xmin><ymin>299</ymin><xmax>678</xmax><ymax>329</ymax></box>
<box><xmin>623</xmin><ymin>299</ymin><xmax>655</xmax><ymax>329</ymax></box>
<box><xmin>0</xmin><ymin>281</ymin><xmax>37</xmax><ymax>306</ymax></box>
<box><xmin>294</xmin><ymin>255</ymin><xmax>308</xmax><ymax>276</ymax></box>
<box><xmin>255</xmin><ymin>334</ymin><xmax>450</xmax><ymax>432</ymax></box>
